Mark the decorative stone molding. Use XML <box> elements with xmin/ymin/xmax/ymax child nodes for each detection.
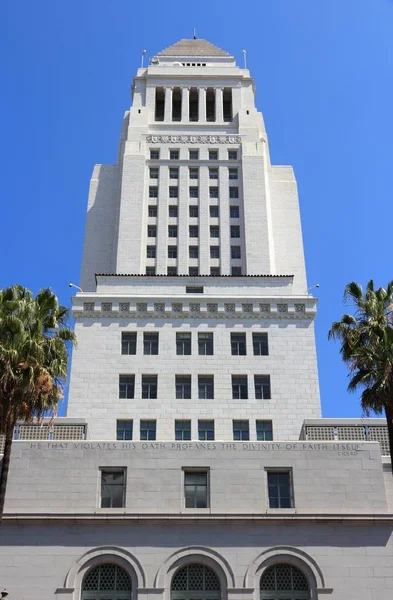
<box><xmin>73</xmin><ymin>300</ymin><xmax>315</xmax><ymax>320</ymax></box>
<box><xmin>146</xmin><ymin>134</ymin><xmax>241</xmax><ymax>145</ymax></box>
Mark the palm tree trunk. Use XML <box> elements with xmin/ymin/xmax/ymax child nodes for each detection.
<box><xmin>384</xmin><ymin>404</ymin><xmax>393</xmax><ymax>475</ymax></box>
<box><xmin>0</xmin><ymin>420</ymin><xmax>15</xmax><ymax>526</ymax></box>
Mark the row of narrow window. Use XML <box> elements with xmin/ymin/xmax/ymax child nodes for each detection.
<box><xmin>82</xmin><ymin>562</ymin><xmax>310</xmax><ymax>598</ymax></box>
<box><xmin>100</xmin><ymin>465</ymin><xmax>292</xmax><ymax>509</ymax></box>
<box><xmin>147</xmin><ymin>225</ymin><xmax>240</xmax><ymax>237</ymax></box>
<box><xmin>150</xmin><ymin>149</ymin><xmax>238</xmax><ymax>160</ymax></box>
<box><xmin>122</xmin><ymin>332</ymin><xmax>268</xmax><ymax>356</ymax></box>
<box><xmin>155</xmin><ymin>87</ymin><xmax>233</xmax><ymax>122</ymax></box>
<box><xmin>119</xmin><ymin>374</ymin><xmax>271</xmax><ymax>400</ymax></box>
<box><xmin>148</xmin><ymin>186</ymin><xmax>239</xmax><ymax>198</ymax></box>
<box><xmin>149</xmin><ymin>167</ymin><xmax>239</xmax><ymax>179</ymax></box>
<box><xmin>146</xmin><ymin>266</ymin><xmax>243</xmax><ymax>275</ymax></box>
<box><xmin>147</xmin><ymin>246</ymin><xmax>242</xmax><ymax>260</ymax></box>
<box><xmin>117</xmin><ymin>419</ymin><xmax>273</xmax><ymax>442</ymax></box>
<box><xmin>148</xmin><ymin>205</ymin><xmax>240</xmax><ymax>218</ymax></box>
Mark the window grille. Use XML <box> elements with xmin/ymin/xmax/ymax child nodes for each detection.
<box><xmin>306</xmin><ymin>426</ymin><xmax>335</xmax><ymax>441</ymax></box>
<box><xmin>368</xmin><ymin>426</ymin><xmax>390</xmax><ymax>455</ymax></box>
<box><xmin>82</xmin><ymin>563</ymin><xmax>131</xmax><ymax>594</ymax></box>
<box><xmin>260</xmin><ymin>563</ymin><xmax>309</xmax><ymax>599</ymax></box>
<box><xmin>337</xmin><ymin>426</ymin><xmax>365</xmax><ymax>440</ymax></box>
<box><xmin>171</xmin><ymin>564</ymin><xmax>220</xmax><ymax>593</ymax></box>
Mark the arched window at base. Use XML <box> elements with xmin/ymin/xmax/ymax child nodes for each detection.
<box><xmin>82</xmin><ymin>563</ymin><xmax>132</xmax><ymax>600</ymax></box>
<box><xmin>171</xmin><ymin>564</ymin><xmax>221</xmax><ymax>600</ymax></box>
<box><xmin>260</xmin><ymin>563</ymin><xmax>310</xmax><ymax>600</ymax></box>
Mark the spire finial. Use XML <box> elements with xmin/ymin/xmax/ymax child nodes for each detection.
<box><xmin>193</xmin><ymin>28</ymin><xmax>197</xmax><ymax>40</ymax></box>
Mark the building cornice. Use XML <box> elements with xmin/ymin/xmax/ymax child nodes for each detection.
<box><xmin>4</xmin><ymin>513</ymin><xmax>393</xmax><ymax>523</ymax></box>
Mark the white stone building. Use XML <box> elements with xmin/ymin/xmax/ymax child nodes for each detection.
<box><xmin>1</xmin><ymin>38</ymin><xmax>393</xmax><ymax>600</ymax></box>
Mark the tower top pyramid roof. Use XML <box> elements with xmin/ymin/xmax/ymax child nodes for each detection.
<box><xmin>157</xmin><ymin>38</ymin><xmax>232</xmax><ymax>58</ymax></box>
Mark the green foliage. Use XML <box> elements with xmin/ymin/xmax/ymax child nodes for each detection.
<box><xmin>0</xmin><ymin>284</ymin><xmax>77</xmax><ymax>432</ymax></box>
<box><xmin>328</xmin><ymin>280</ymin><xmax>393</xmax><ymax>416</ymax></box>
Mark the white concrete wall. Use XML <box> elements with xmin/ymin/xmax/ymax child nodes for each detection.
<box><xmin>67</xmin><ymin>315</ymin><xmax>320</xmax><ymax>441</ymax></box>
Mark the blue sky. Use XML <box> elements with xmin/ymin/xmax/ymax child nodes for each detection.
<box><xmin>1</xmin><ymin>0</ymin><xmax>392</xmax><ymax>418</ymax></box>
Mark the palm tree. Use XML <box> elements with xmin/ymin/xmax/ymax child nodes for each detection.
<box><xmin>0</xmin><ymin>285</ymin><xmax>76</xmax><ymax>524</ymax></box>
<box><xmin>328</xmin><ymin>280</ymin><xmax>393</xmax><ymax>472</ymax></box>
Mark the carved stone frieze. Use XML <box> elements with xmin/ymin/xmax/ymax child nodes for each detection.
<box><xmin>146</xmin><ymin>134</ymin><xmax>241</xmax><ymax>145</ymax></box>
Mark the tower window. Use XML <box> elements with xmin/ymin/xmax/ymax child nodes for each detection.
<box><xmin>176</xmin><ymin>375</ymin><xmax>192</xmax><ymax>399</ymax></box>
<box><xmin>256</xmin><ymin>420</ymin><xmax>273</xmax><ymax>441</ymax></box>
<box><xmin>169</xmin><ymin>187</ymin><xmax>179</xmax><ymax>198</ymax></box>
<box><xmin>184</xmin><ymin>470</ymin><xmax>209</xmax><ymax>508</ymax></box>
<box><xmin>150</xmin><ymin>149</ymin><xmax>160</xmax><ymax>160</ymax></box>
<box><xmin>231</xmin><ymin>246</ymin><xmax>241</xmax><ymax>259</ymax></box>
<box><xmin>230</xmin><ymin>226</ymin><xmax>240</xmax><ymax>238</ymax></box>
<box><xmin>189</xmin><ymin>149</ymin><xmax>199</xmax><ymax>159</ymax></box>
<box><xmin>143</xmin><ymin>332</ymin><xmax>159</xmax><ymax>355</ymax></box>
<box><xmin>170</xmin><ymin>150</ymin><xmax>179</xmax><ymax>160</ymax></box>
<box><xmin>210</xmin><ymin>206</ymin><xmax>219</xmax><ymax>218</ymax></box>
<box><xmin>121</xmin><ymin>333</ymin><xmax>137</xmax><ymax>355</ymax></box>
<box><xmin>168</xmin><ymin>225</ymin><xmax>178</xmax><ymax>237</ymax></box>
<box><xmin>140</xmin><ymin>420</ymin><xmax>156</xmax><ymax>441</ymax></box>
<box><xmin>198</xmin><ymin>333</ymin><xmax>213</xmax><ymax>355</ymax></box>
<box><xmin>210</xmin><ymin>246</ymin><xmax>220</xmax><ymax>258</ymax></box>
<box><xmin>231</xmin><ymin>266</ymin><xmax>241</xmax><ymax>275</ymax></box>
<box><xmin>209</xmin><ymin>168</ymin><xmax>218</xmax><ymax>179</ymax></box>
<box><xmin>169</xmin><ymin>167</ymin><xmax>179</xmax><ymax>179</ymax></box>
<box><xmin>168</xmin><ymin>245</ymin><xmax>178</xmax><ymax>259</ymax></box>
<box><xmin>210</xmin><ymin>267</ymin><xmax>220</xmax><ymax>276</ymax></box>
<box><xmin>147</xmin><ymin>225</ymin><xmax>157</xmax><ymax>237</ymax></box>
<box><xmin>228</xmin><ymin>150</ymin><xmax>237</xmax><ymax>160</ymax></box>
<box><xmin>223</xmin><ymin>88</ymin><xmax>233</xmax><ymax>122</ymax></box>
<box><xmin>149</xmin><ymin>186</ymin><xmax>158</xmax><ymax>198</ymax></box>
<box><xmin>177</xmin><ymin>332</ymin><xmax>192</xmax><ymax>355</ymax></box>
<box><xmin>150</xmin><ymin>167</ymin><xmax>159</xmax><ymax>179</ymax></box>
<box><xmin>169</xmin><ymin>205</ymin><xmax>178</xmax><ymax>218</ymax></box>
<box><xmin>100</xmin><ymin>468</ymin><xmax>126</xmax><ymax>508</ymax></box>
<box><xmin>189</xmin><ymin>246</ymin><xmax>199</xmax><ymax>259</ymax></box>
<box><xmin>189</xmin><ymin>88</ymin><xmax>199</xmax><ymax>121</ymax></box>
<box><xmin>172</xmin><ymin>87</ymin><xmax>182</xmax><ymax>121</ymax></box>
<box><xmin>206</xmin><ymin>88</ymin><xmax>215</xmax><ymax>122</ymax></box>
<box><xmin>229</xmin><ymin>168</ymin><xmax>238</xmax><ymax>180</ymax></box>
<box><xmin>189</xmin><ymin>186</ymin><xmax>199</xmax><ymax>198</ymax></box>
<box><xmin>148</xmin><ymin>205</ymin><xmax>157</xmax><ymax>217</ymax></box>
<box><xmin>229</xmin><ymin>187</ymin><xmax>239</xmax><ymax>199</ymax></box>
<box><xmin>253</xmin><ymin>333</ymin><xmax>269</xmax><ymax>356</ymax></box>
<box><xmin>167</xmin><ymin>266</ymin><xmax>177</xmax><ymax>275</ymax></box>
<box><xmin>198</xmin><ymin>375</ymin><xmax>214</xmax><ymax>399</ymax></box>
<box><xmin>198</xmin><ymin>420</ymin><xmax>214</xmax><ymax>441</ymax></box>
<box><xmin>189</xmin><ymin>206</ymin><xmax>199</xmax><ymax>218</ymax></box>
<box><xmin>142</xmin><ymin>375</ymin><xmax>157</xmax><ymax>399</ymax></box>
<box><xmin>232</xmin><ymin>375</ymin><xmax>248</xmax><ymax>399</ymax></box>
<box><xmin>119</xmin><ymin>375</ymin><xmax>135</xmax><ymax>399</ymax></box>
<box><xmin>175</xmin><ymin>420</ymin><xmax>191</xmax><ymax>441</ymax></box>
<box><xmin>209</xmin><ymin>187</ymin><xmax>219</xmax><ymax>199</ymax></box>
<box><xmin>155</xmin><ymin>87</ymin><xmax>165</xmax><ymax>121</ymax></box>
<box><xmin>267</xmin><ymin>470</ymin><xmax>293</xmax><ymax>508</ymax></box>
<box><xmin>210</xmin><ymin>226</ymin><xmax>219</xmax><ymax>238</ymax></box>
<box><xmin>146</xmin><ymin>245</ymin><xmax>156</xmax><ymax>258</ymax></box>
<box><xmin>230</xmin><ymin>206</ymin><xmax>240</xmax><ymax>218</ymax></box>
<box><xmin>233</xmin><ymin>420</ymin><xmax>249</xmax><ymax>440</ymax></box>
<box><xmin>116</xmin><ymin>420</ymin><xmax>133</xmax><ymax>441</ymax></box>
<box><xmin>231</xmin><ymin>333</ymin><xmax>246</xmax><ymax>355</ymax></box>
<box><xmin>146</xmin><ymin>266</ymin><xmax>156</xmax><ymax>275</ymax></box>
<box><xmin>189</xmin><ymin>167</ymin><xmax>199</xmax><ymax>179</ymax></box>
<box><xmin>254</xmin><ymin>375</ymin><xmax>271</xmax><ymax>399</ymax></box>
<box><xmin>189</xmin><ymin>226</ymin><xmax>199</xmax><ymax>238</ymax></box>
<box><xmin>209</xmin><ymin>150</ymin><xmax>218</xmax><ymax>160</ymax></box>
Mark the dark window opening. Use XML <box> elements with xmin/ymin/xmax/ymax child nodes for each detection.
<box><xmin>206</xmin><ymin>88</ymin><xmax>215</xmax><ymax>122</ymax></box>
<box><xmin>189</xmin><ymin>88</ymin><xmax>199</xmax><ymax>121</ymax></box>
<box><xmin>155</xmin><ymin>87</ymin><xmax>165</xmax><ymax>121</ymax></box>
<box><xmin>223</xmin><ymin>88</ymin><xmax>233</xmax><ymax>121</ymax></box>
<box><xmin>172</xmin><ymin>87</ymin><xmax>182</xmax><ymax>121</ymax></box>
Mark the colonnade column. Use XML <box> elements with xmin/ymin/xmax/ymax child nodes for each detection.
<box><xmin>164</xmin><ymin>87</ymin><xmax>173</xmax><ymax>122</ymax></box>
<box><xmin>215</xmin><ymin>87</ymin><xmax>224</xmax><ymax>123</ymax></box>
<box><xmin>181</xmin><ymin>87</ymin><xmax>189</xmax><ymax>122</ymax></box>
<box><xmin>198</xmin><ymin>87</ymin><xmax>206</xmax><ymax>122</ymax></box>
